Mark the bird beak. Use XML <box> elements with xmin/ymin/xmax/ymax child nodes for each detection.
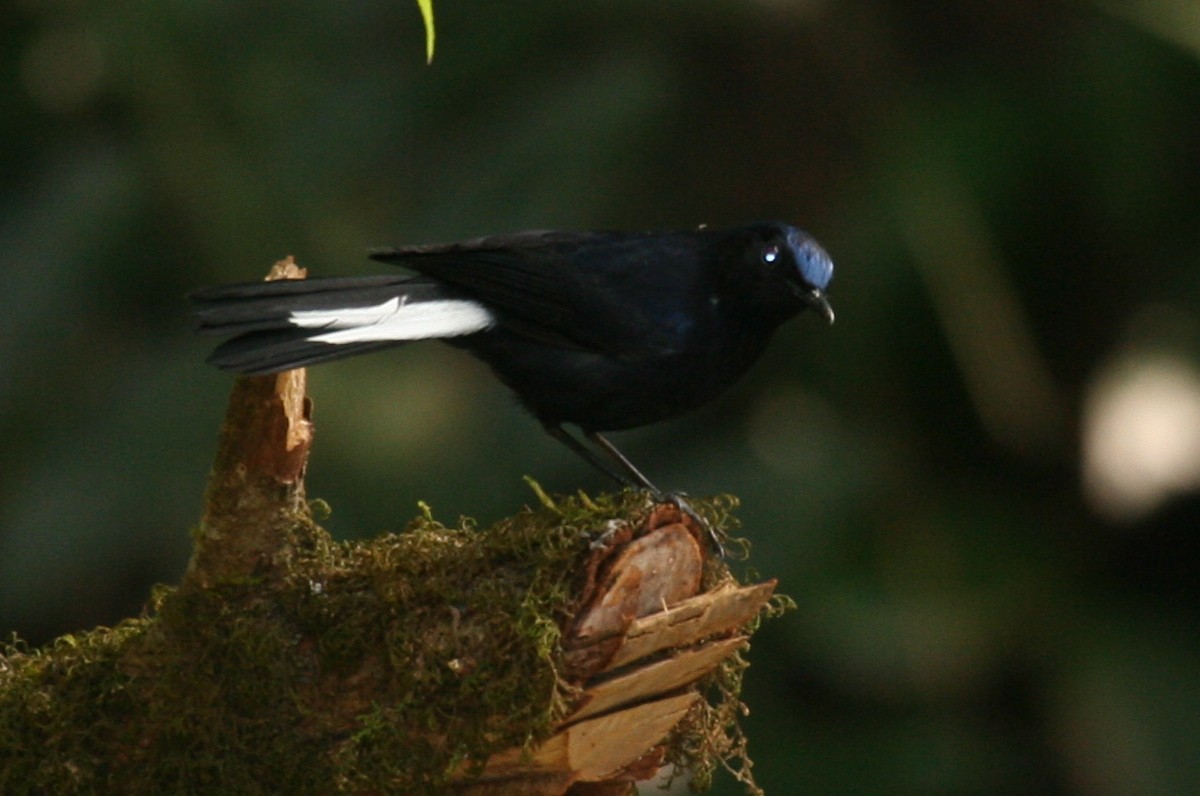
<box><xmin>807</xmin><ymin>289</ymin><xmax>835</xmax><ymax>325</ymax></box>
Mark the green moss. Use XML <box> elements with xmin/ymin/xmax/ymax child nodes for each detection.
<box><xmin>0</xmin><ymin>490</ymin><xmax>776</xmax><ymax>795</ymax></box>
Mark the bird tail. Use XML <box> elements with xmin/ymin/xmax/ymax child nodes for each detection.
<box><xmin>191</xmin><ymin>275</ymin><xmax>495</xmax><ymax>375</ymax></box>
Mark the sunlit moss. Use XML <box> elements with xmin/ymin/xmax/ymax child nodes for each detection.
<box><xmin>0</xmin><ymin>490</ymin><xmax>776</xmax><ymax>794</ymax></box>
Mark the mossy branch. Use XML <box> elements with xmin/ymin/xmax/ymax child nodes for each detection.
<box><xmin>0</xmin><ymin>259</ymin><xmax>785</xmax><ymax>795</ymax></box>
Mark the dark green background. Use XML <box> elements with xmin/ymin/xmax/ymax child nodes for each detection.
<box><xmin>4</xmin><ymin>2</ymin><xmax>1200</xmax><ymax>792</ymax></box>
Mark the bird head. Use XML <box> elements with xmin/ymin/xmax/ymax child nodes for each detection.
<box><xmin>784</xmin><ymin>227</ymin><xmax>835</xmax><ymax>324</ymax></box>
<box><xmin>742</xmin><ymin>223</ymin><xmax>835</xmax><ymax>324</ymax></box>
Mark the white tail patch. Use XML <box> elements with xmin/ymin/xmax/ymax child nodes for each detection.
<box><xmin>289</xmin><ymin>296</ymin><xmax>494</xmax><ymax>344</ymax></box>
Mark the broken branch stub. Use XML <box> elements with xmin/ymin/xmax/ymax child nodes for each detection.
<box><xmin>186</xmin><ymin>256</ymin><xmax>314</xmax><ymax>588</ymax></box>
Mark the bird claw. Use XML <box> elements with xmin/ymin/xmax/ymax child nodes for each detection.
<box><xmin>652</xmin><ymin>491</ymin><xmax>726</xmax><ymax>559</ymax></box>
<box><xmin>586</xmin><ymin>519</ymin><xmax>627</xmax><ymax>550</ymax></box>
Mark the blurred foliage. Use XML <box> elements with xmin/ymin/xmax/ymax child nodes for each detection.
<box><xmin>2</xmin><ymin>1</ymin><xmax>1200</xmax><ymax>793</ymax></box>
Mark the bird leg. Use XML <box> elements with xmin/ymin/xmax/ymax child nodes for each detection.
<box><xmin>586</xmin><ymin>432</ymin><xmax>726</xmax><ymax>557</ymax></box>
<box><xmin>542</xmin><ymin>425</ymin><xmax>725</xmax><ymax>556</ymax></box>
<box><xmin>543</xmin><ymin>425</ymin><xmax>640</xmax><ymax>489</ymax></box>
<box><xmin>585</xmin><ymin>431</ymin><xmax>659</xmax><ymax>492</ymax></box>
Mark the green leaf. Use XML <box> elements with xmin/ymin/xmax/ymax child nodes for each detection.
<box><xmin>417</xmin><ymin>0</ymin><xmax>435</xmax><ymax>64</ymax></box>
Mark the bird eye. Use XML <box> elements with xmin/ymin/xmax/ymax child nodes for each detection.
<box><xmin>761</xmin><ymin>245</ymin><xmax>780</xmax><ymax>264</ymax></box>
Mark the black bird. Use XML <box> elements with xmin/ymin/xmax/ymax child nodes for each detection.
<box><xmin>192</xmin><ymin>222</ymin><xmax>834</xmax><ymax>495</ymax></box>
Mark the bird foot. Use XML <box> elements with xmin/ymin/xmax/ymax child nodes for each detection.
<box><xmin>650</xmin><ymin>492</ymin><xmax>726</xmax><ymax>559</ymax></box>
<box><xmin>587</xmin><ymin>519</ymin><xmax>628</xmax><ymax>551</ymax></box>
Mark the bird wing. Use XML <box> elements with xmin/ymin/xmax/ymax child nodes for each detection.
<box><xmin>368</xmin><ymin>231</ymin><xmax>700</xmax><ymax>355</ymax></box>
